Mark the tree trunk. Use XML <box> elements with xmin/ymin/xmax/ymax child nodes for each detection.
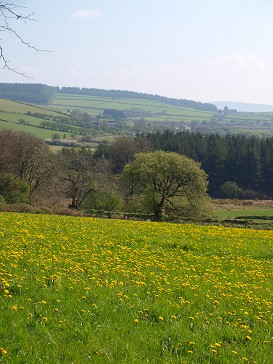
<box><xmin>154</xmin><ymin>206</ymin><xmax>163</xmax><ymax>222</ymax></box>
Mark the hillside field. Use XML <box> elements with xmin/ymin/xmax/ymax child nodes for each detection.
<box><xmin>2</xmin><ymin>93</ymin><xmax>273</xmax><ymax>139</ymax></box>
<box><xmin>0</xmin><ymin>213</ymin><xmax>273</xmax><ymax>363</ymax></box>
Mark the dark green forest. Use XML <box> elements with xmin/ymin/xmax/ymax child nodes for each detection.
<box><xmin>0</xmin><ymin>83</ymin><xmax>58</xmax><ymax>104</ymax></box>
<box><xmin>144</xmin><ymin>131</ymin><xmax>273</xmax><ymax>198</ymax></box>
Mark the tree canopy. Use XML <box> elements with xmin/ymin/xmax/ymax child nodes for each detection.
<box><xmin>121</xmin><ymin>151</ymin><xmax>210</xmax><ymax>221</ymax></box>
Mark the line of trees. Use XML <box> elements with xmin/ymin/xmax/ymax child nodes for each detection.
<box><xmin>0</xmin><ymin>83</ymin><xmax>57</xmax><ymax>104</ymax></box>
<box><xmin>2</xmin><ymin>129</ymin><xmax>273</xmax><ymax>221</ymax></box>
<box><xmin>0</xmin><ymin>130</ymin><xmax>211</xmax><ymax>221</ymax></box>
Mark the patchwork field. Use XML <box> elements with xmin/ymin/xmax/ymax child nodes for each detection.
<box><xmin>0</xmin><ymin>213</ymin><xmax>272</xmax><ymax>363</ymax></box>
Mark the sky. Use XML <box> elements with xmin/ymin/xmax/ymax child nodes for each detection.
<box><xmin>1</xmin><ymin>0</ymin><xmax>273</xmax><ymax>105</ymax></box>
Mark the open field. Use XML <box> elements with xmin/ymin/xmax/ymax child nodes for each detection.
<box><xmin>1</xmin><ymin>212</ymin><xmax>273</xmax><ymax>363</ymax></box>
<box><xmin>0</xmin><ymin>99</ymin><xmax>66</xmax><ymax>139</ymax></box>
<box><xmin>3</xmin><ymin>94</ymin><xmax>273</xmax><ymax>139</ymax></box>
<box><xmin>212</xmin><ymin>199</ymin><xmax>273</xmax><ymax>228</ymax></box>
<box><xmin>52</xmin><ymin>94</ymin><xmax>213</xmax><ymax>122</ymax></box>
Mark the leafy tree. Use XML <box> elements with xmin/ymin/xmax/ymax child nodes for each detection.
<box><xmin>121</xmin><ymin>151</ymin><xmax>210</xmax><ymax>221</ymax></box>
<box><xmin>0</xmin><ymin>130</ymin><xmax>53</xmax><ymax>196</ymax></box>
<box><xmin>95</xmin><ymin>136</ymin><xmax>151</xmax><ymax>173</ymax></box>
<box><xmin>0</xmin><ymin>172</ymin><xmax>29</xmax><ymax>203</ymax></box>
<box><xmin>83</xmin><ymin>191</ymin><xmax>123</xmax><ymax>212</ymax></box>
<box><xmin>220</xmin><ymin>181</ymin><xmax>242</xmax><ymax>198</ymax></box>
<box><xmin>57</xmin><ymin>148</ymin><xmax>110</xmax><ymax>209</ymax></box>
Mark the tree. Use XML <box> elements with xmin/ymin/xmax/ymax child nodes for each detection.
<box><xmin>220</xmin><ymin>181</ymin><xmax>242</xmax><ymax>198</ymax></box>
<box><xmin>0</xmin><ymin>130</ymin><xmax>53</xmax><ymax>196</ymax></box>
<box><xmin>121</xmin><ymin>151</ymin><xmax>210</xmax><ymax>221</ymax></box>
<box><xmin>0</xmin><ymin>172</ymin><xmax>29</xmax><ymax>203</ymax></box>
<box><xmin>57</xmin><ymin>148</ymin><xmax>110</xmax><ymax>209</ymax></box>
<box><xmin>95</xmin><ymin>136</ymin><xmax>151</xmax><ymax>173</ymax></box>
<box><xmin>0</xmin><ymin>2</ymin><xmax>46</xmax><ymax>75</ymax></box>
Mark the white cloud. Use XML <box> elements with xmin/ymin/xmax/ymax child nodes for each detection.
<box><xmin>20</xmin><ymin>66</ymin><xmax>43</xmax><ymax>79</ymax></box>
<box><xmin>71</xmin><ymin>9</ymin><xmax>105</xmax><ymax>20</ymax></box>
<box><xmin>67</xmin><ymin>67</ymin><xmax>81</xmax><ymax>78</ymax></box>
<box><xmin>198</xmin><ymin>52</ymin><xmax>268</xmax><ymax>73</ymax></box>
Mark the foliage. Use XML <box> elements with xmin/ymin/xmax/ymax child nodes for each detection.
<box><xmin>57</xmin><ymin>148</ymin><xmax>110</xmax><ymax>208</ymax></box>
<box><xmin>146</xmin><ymin>131</ymin><xmax>273</xmax><ymax>197</ymax></box>
<box><xmin>1</xmin><ymin>213</ymin><xmax>273</xmax><ymax>363</ymax></box>
<box><xmin>0</xmin><ymin>172</ymin><xmax>29</xmax><ymax>203</ymax></box>
<box><xmin>82</xmin><ymin>190</ymin><xmax>123</xmax><ymax>212</ymax></box>
<box><xmin>95</xmin><ymin>136</ymin><xmax>151</xmax><ymax>173</ymax></box>
<box><xmin>122</xmin><ymin>151</ymin><xmax>210</xmax><ymax>221</ymax></box>
<box><xmin>102</xmin><ymin>109</ymin><xmax>125</xmax><ymax>120</ymax></box>
<box><xmin>0</xmin><ymin>129</ymin><xmax>53</xmax><ymax>195</ymax></box>
<box><xmin>220</xmin><ymin>181</ymin><xmax>242</xmax><ymax>198</ymax></box>
<box><xmin>0</xmin><ymin>83</ymin><xmax>57</xmax><ymax>104</ymax></box>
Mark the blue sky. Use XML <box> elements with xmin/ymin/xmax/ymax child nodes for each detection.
<box><xmin>1</xmin><ymin>0</ymin><xmax>273</xmax><ymax>104</ymax></box>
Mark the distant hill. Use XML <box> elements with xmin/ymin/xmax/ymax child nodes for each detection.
<box><xmin>213</xmin><ymin>101</ymin><xmax>273</xmax><ymax>113</ymax></box>
<box><xmin>59</xmin><ymin>87</ymin><xmax>217</xmax><ymax>112</ymax></box>
<box><xmin>0</xmin><ymin>83</ymin><xmax>217</xmax><ymax>112</ymax></box>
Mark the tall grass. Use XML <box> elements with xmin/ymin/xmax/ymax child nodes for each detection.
<box><xmin>0</xmin><ymin>213</ymin><xmax>272</xmax><ymax>363</ymax></box>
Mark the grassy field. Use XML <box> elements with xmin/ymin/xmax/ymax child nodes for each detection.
<box><xmin>1</xmin><ymin>212</ymin><xmax>273</xmax><ymax>363</ymax></box>
<box><xmin>3</xmin><ymin>94</ymin><xmax>273</xmax><ymax>139</ymax></box>
<box><xmin>52</xmin><ymin>94</ymin><xmax>213</xmax><ymax>122</ymax></box>
<box><xmin>0</xmin><ymin>99</ymin><xmax>65</xmax><ymax>139</ymax></box>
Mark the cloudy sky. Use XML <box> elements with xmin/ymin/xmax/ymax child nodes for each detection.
<box><xmin>1</xmin><ymin>0</ymin><xmax>273</xmax><ymax>104</ymax></box>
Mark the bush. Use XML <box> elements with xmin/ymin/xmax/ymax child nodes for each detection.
<box><xmin>0</xmin><ymin>172</ymin><xmax>30</xmax><ymax>204</ymax></box>
<box><xmin>220</xmin><ymin>181</ymin><xmax>242</xmax><ymax>198</ymax></box>
<box><xmin>83</xmin><ymin>191</ymin><xmax>123</xmax><ymax>212</ymax></box>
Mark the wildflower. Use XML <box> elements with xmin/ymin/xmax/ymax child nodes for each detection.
<box><xmin>134</xmin><ymin>319</ymin><xmax>139</xmax><ymax>323</ymax></box>
<box><xmin>0</xmin><ymin>348</ymin><xmax>8</xmax><ymax>355</ymax></box>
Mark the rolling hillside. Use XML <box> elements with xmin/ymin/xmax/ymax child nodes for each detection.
<box><xmin>1</xmin><ymin>87</ymin><xmax>273</xmax><ymax>141</ymax></box>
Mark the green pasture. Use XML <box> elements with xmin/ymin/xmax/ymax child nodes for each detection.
<box><xmin>0</xmin><ymin>114</ymin><xmax>65</xmax><ymax>139</ymax></box>
<box><xmin>214</xmin><ymin>207</ymin><xmax>273</xmax><ymax>220</ymax></box>
<box><xmin>52</xmin><ymin>94</ymin><xmax>213</xmax><ymax>122</ymax></box>
<box><xmin>1</xmin><ymin>212</ymin><xmax>273</xmax><ymax>363</ymax></box>
<box><xmin>0</xmin><ymin>99</ymin><xmax>61</xmax><ymax>117</ymax></box>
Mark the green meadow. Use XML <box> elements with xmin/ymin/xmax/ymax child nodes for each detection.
<box><xmin>2</xmin><ymin>93</ymin><xmax>273</xmax><ymax>138</ymax></box>
<box><xmin>1</xmin><ymin>212</ymin><xmax>273</xmax><ymax>363</ymax></box>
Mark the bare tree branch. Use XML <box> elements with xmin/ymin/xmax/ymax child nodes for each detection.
<box><xmin>0</xmin><ymin>1</ymin><xmax>50</xmax><ymax>77</ymax></box>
